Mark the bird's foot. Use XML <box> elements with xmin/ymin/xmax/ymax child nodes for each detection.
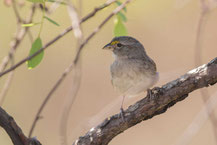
<box><xmin>147</xmin><ymin>87</ymin><xmax>161</xmax><ymax>100</ymax></box>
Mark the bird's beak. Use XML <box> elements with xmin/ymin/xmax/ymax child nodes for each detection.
<box><xmin>103</xmin><ymin>43</ymin><xmax>114</xmax><ymax>50</ymax></box>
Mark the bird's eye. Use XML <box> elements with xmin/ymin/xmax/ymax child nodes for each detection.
<box><xmin>117</xmin><ymin>43</ymin><xmax>122</xmax><ymax>47</ymax></box>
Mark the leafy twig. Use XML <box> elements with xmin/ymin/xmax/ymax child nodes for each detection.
<box><xmin>0</xmin><ymin>4</ymin><xmax>37</xmax><ymax>106</ymax></box>
<box><xmin>27</xmin><ymin>0</ymin><xmax>118</xmax><ymax>137</ymax></box>
<box><xmin>0</xmin><ymin>0</ymin><xmax>117</xmax><ymax>78</ymax></box>
<box><xmin>0</xmin><ymin>4</ymin><xmax>36</xmax><ymax>73</ymax></box>
<box><xmin>29</xmin><ymin>0</ymin><xmax>130</xmax><ymax>138</ymax></box>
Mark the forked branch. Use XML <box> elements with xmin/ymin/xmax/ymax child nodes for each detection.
<box><xmin>0</xmin><ymin>107</ymin><xmax>41</xmax><ymax>145</ymax></box>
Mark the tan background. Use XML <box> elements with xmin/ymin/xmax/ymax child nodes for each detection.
<box><xmin>1</xmin><ymin>0</ymin><xmax>217</xmax><ymax>145</ymax></box>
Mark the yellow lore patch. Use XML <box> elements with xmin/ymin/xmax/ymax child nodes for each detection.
<box><xmin>111</xmin><ymin>41</ymin><xmax>120</xmax><ymax>45</ymax></box>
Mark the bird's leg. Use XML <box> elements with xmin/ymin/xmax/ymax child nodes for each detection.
<box><xmin>120</xmin><ymin>95</ymin><xmax>125</xmax><ymax>121</ymax></box>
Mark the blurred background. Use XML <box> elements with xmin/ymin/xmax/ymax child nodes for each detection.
<box><xmin>1</xmin><ymin>0</ymin><xmax>217</xmax><ymax>145</ymax></box>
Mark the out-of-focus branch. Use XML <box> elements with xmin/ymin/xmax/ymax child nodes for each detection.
<box><xmin>27</xmin><ymin>30</ymin><xmax>34</xmax><ymax>43</ymax></box>
<box><xmin>0</xmin><ymin>107</ymin><xmax>42</xmax><ymax>145</ymax></box>
<box><xmin>0</xmin><ymin>4</ymin><xmax>36</xmax><ymax>106</ymax></box>
<box><xmin>11</xmin><ymin>0</ymin><xmax>23</xmax><ymax>23</ymax></box>
<box><xmin>194</xmin><ymin>0</ymin><xmax>217</xmax><ymax>143</ymax></box>
<box><xmin>174</xmin><ymin>91</ymin><xmax>217</xmax><ymax>145</ymax></box>
<box><xmin>0</xmin><ymin>0</ymin><xmax>117</xmax><ymax>78</ymax></box>
<box><xmin>67</xmin><ymin>2</ymin><xmax>83</xmax><ymax>40</ymax></box>
<box><xmin>195</xmin><ymin>0</ymin><xmax>208</xmax><ymax>66</ymax></box>
<box><xmin>0</xmin><ymin>72</ymin><xmax>14</xmax><ymax>106</ymax></box>
<box><xmin>72</xmin><ymin>57</ymin><xmax>217</xmax><ymax>145</ymax></box>
<box><xmin>173</xmin><ymin>1</ymin><xmax>217</xmax><ymax>145</ymax></box>
<box><xmin>0</xmin><ymin>4</ymin><xmax>36</xmax><ymax>73</ymax></box>
<box><xmin>28</xmin><ymin>0</ymin><xmax>123</xmax><ymax>138</ymax></box>
<box><xmin>0</xmin><ymin>0</ymin><xmax>19</xmax><ymax>106</ymax></box>
<box><xmin>59</xmin><ymin>1</ymin><xmax>83</xmax><ymax>145</ymax></box>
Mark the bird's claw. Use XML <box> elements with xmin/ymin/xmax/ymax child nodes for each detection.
<box><xmin>147</xmin><ymin>87</ymin><xmax>161</xmax><ymax>100</ymax></box>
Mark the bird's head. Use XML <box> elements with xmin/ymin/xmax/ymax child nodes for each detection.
<box><xmin>103</xmin><ymin>36</ymin><xmax>146</xmax><ymax>58</ymax></box>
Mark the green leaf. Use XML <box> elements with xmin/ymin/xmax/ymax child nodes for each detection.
<box><xmin>46</xmin><ymin>0</ymin><xmax>67</xmax><ymax>5</ymax></box>
<box><xmin>22</xmin><ymin>22</ymin><xmax>41</xmax><ymax>27</ymax></box>
<box><xmin>26</xmin><ymin>0</ymin><xmax>44</xmax><ymax>3</ymax></box>
<box><xmin>117</xmin><ymin>11</ymin><xmax>127</xmax><ymax>22</ymax></box>
<box><xmin>115</xmin><ymin>1</ymin><xmax>127</xmax><ymax>12</ymax></box>
<box><xmin>44</xmin><ymin>16</ymin><xmax>60</xmax><ymax>26</ymax></box>
<box><xmin>27</xmin><ymin>37</ymin><xmax>44</xmax><ymax>69</ymax></box>
<box><xmin>113</xmin><ymin>16</ymin><xmax>128</xmax><ymax>37</ymax></box>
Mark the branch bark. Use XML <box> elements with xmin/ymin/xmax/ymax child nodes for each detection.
<box><xmin>0</xmin><ymin>107</ymin><xmax>41</xmax><ymax>145</ymax></box>
<box><xmin>73</xmin><ymin>57</ymin><xmax>217</xmax><ymax>145</ymax></box>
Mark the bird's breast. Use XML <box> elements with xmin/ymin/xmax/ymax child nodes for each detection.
<box><xmin>110</xmin><ymin>59</ymin><xmax>158</xmax><ymax>96</ymax></box>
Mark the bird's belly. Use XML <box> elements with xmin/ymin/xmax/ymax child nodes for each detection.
<box><xmin>112</xmin><ymin>72</ymin><xmax>158</xmax><ymax>97</ymax></box>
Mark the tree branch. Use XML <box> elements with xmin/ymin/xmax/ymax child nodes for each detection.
<box><xmin>0</xmin><ymin>107</ymin><xmax>42</xmax><ymax>145</ymax></box>
<box><xmin>0</xmin><ymin>0</ymin><xmax>117</xmax><ymax>78</ymax></box>
<box><xmin>0</xmin><ymin>4</ymin><xmax>36</xmax><ymax>73</ymax></box>
<box><xmin>28</xmin><ymin>0</ymin><xmax>131</xmax><ymax>138</ymax></box>
<box><xmin>73</xmin><ymin>57</ymin><xmax>217</xmax><ymax>145</ymax></box>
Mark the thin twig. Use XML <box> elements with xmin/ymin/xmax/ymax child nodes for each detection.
<box><xmin>28</xmin><ymin>63</ymin><xmax>75</xmax><ymax>137</ymax></box>
<box><xmin>0</xmin><ymin>4</ymin><xmax>36</xmax><ymax>106</ymax></box>
<box><xmin>0</xmin><ymin>0</ymin><xmax>117</xmax><ymax>78</ymax></box>
<box><xmin>59</xmin><ymin>62</ymin><xmax>82</xmax><ymax>145</ymax></box>
<box><xmin>0</xmin><ymin>0</ymin><xmax>19</xmax><ymax>106</ymax></box>
<box><xmin>59</xmin><ymin>1</ymin><xmax>85</xmax><ymax>144</ymax></box>
<box><xmin>0</xmin><ymin>4</ymin><xmax>36</xmax><ymax>73</ymax></box>
<box><xmin>29</xmin><ymin>0</ymin><xmax>128</xmax><ymax>137</ymax></box>
<box><xmin>11</xmin><ymin>0</ymin><xmax>23</xmax><ymax>23</ymax></box>
<box><xmin>59</xmin><ymin>1</ymin><xmax>83</xmax><ymax>145</ymax></box>
<box><xmin>0</xmin><ymin>4</ymin><xmax>36</xmax><ymax>105</ymax></box>
<box><xmin>28</xmin><ymin>0</ymin><xmax>119</xmax><ymax>137</ymax></box>
<box><xmin>0</xmin><ymin>72</ymin><xmax>14</xmax><ymax>106</ymax></box>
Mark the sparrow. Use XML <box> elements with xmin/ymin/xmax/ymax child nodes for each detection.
<box><xmin>103</xmin><ymin>36</ymin><xmax>158</xmax><ymax>118</ymax></box>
